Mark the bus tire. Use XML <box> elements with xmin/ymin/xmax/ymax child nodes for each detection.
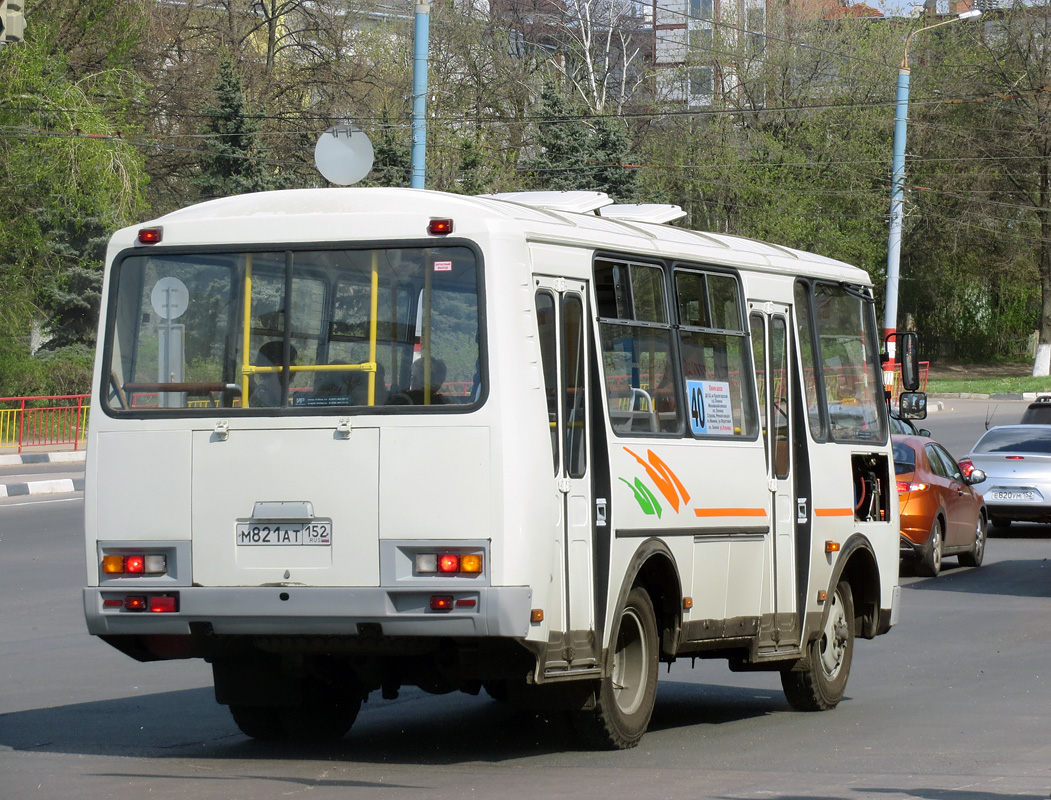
<box><xmin>574</xmin><ymin>586</ymin><xmax>658</xmax><ymax>750</ymax></box>
<box><xmin>229</xmin><ymin>681</ymin><xmax>362</xmax><ymax>741</ymax></box>
<box><xmin>229</xmin><ymin>705</ymin><xmax>285</xmax><ymax>740</ymax></box>
<box><xmin>781</xmin><ymin>580</ymin><xmax>854</xmax><ymax>712</ymax></box>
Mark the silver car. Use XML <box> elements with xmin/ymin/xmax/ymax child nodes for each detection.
<box><xmin>964</xmin><ymin>425</ymin><xmax>1051</xmax><ymax>528</ymax></box>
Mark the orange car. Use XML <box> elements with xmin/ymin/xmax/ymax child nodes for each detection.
<box><xmin>893</xmin><ymin>435</ymin><xmax>988</xmax><ymax>577</ymax></box>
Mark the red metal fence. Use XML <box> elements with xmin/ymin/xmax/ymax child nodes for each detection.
<box><xmin>0</xmin><ymin>395</ymin><xmax>90</xmax><ymax>453</ymax></box>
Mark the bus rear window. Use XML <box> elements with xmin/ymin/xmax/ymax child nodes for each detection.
<box><xmin>102</xmin><ymin>246</ymin><xmax>481</xmax><ymax>414</ymax></box>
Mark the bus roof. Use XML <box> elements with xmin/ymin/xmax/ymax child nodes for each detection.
<box><xmin>114</xmin><ymin>188</ymin><xmax>871</xmax><ymax>285</ymax></box>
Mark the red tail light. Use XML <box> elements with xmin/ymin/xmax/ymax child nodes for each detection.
<box><xmin>897</xmin><ymin>481</ymin><xmax>928</xmax><ymax>493</ymax></box>
<box><xmin>430</xmin><ymin>596</ymin><xmax>454</xmax><ymax>611</ymax></box>
<box><xmin>149</xmin><ymin>596</ymin><xmax>178</xmax><ymax>613</ymax></box>
<box><xmin>438</xmin><ymin>554</ymin><xmax>460</xmax><ymax>573</ymax></box>
<box><xmin>959</xmin><ymin>459</ymin><xmax>975</xmax><ymax>478</ymax></box>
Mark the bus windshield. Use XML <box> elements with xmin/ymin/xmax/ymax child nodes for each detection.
<box><xmin>102</xmin><ymin>245</ymin><xmax>481</xmax><ymax>413</ymax></box>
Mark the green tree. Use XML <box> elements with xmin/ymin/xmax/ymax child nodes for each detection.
<box><xmin>195</xmin><ymin>56</ymin><xmax>284</xmax><ymax>199</ymax></box>
<box><xmin>0</xmin><ymin>16</ymin><xmax>148</xmax><ymax>394</ymax></box>
<box><xmin>525</xmin><ymin>83</ymin><xmax>636</xmax><ymax>198</ymax></box>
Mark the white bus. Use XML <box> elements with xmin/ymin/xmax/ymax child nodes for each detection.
<box><xmin>83</xmin><ymin>188</ymin><xmax>916</xmax><ymax>749</ymax></box>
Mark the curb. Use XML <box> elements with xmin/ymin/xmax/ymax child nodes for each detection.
<box><xmin>0</xmin><ymin>477</ymin><xmax>85</xmax><ymax>497</ymax></box>
<box><xmin>0</xmin><ymin>451</ymin><xmax>86</xmax><ymax>467</ymax></box>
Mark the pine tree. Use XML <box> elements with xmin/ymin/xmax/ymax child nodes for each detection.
<box><xmin>526</xmin><ymin>84</ymin><xmax>636</xmax><ymax>199</ymax></box>
<box><xmin>38</xmin><ymin>214</ymin><xmax>108</xmax><ymax>351</ymax></box>
<box><xmin>195</xmin><ymin>57</ymin><xmax>283</xmax><ymax>199</ymax></box>
<box><xmin>525</xmin><ymin>84</ymin><xmax>592</xmax><ymax>192</ymax></box>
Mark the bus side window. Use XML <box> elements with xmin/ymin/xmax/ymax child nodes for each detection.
<box><xmin>594</xmin><ymin>259</ymin><xmax>682</xmax><ymax>436</ymax></box>
<box><xmin>536</xmin><ymin>290</ymin><xmax>559</xmax><ymax>473</ymax></box>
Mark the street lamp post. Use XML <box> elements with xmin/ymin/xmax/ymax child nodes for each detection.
<box><xmin>883</xmin><ymin>8</ymin><xmax>982</xmax><ymax>394</ymax></box>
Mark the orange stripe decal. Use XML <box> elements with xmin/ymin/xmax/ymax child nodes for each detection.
<box><xmin>694</xmin><ymin>508</ymin><xmax>768</xmax><ymax>518</ymax></box>
<box><xmin>815</xmin><ymin>508</ymin><xmax>854</xmax><ymax>517</ymax></box>
<box><xmin>624</xmin><ymin>447</ymin><xmax>691</xmax><ymax>512</ymax></box>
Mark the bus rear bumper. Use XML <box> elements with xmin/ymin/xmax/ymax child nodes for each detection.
<box><xmin>83</xmin><ymin>585</ymin><xmax>533</xmax><ymax>639</ymax></box>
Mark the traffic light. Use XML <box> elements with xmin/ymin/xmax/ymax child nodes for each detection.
<box><xmin>0</xmin><ymin>0</ymin><xmax>25</xmax><ymax>44</ymax></box>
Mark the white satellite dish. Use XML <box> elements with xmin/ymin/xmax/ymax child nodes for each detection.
<box><xmin>314</xmin><ymin>125</ymin><xmax>374</xmax><ymax>186</ymax></box>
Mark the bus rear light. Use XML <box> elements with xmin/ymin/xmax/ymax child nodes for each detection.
<box><xmin>124</xmin><ymin>596</ymin><xmax>147</xmax><ymax>611</ymax></box>
<box><xmin>438</xmin><ymin>554</ymin><xmax>460</xmax><ymax>573</ymax></box>
<box><xmin>144</xmin><ymin>555</ymin><xmax>167</xmax><ymax>573</ymax></box>
<box><xmin>138</xmin><ymin>227</ymin><xmax>162</xmax><ymax>244</ymax></box>
<box><xmin>428</xmin><ymin>218</ymin><xmax>453</xmax><ymax>236</ymax></box>
<box><xmin>100</xmin><ymin>553</ymin><xmax>168</xmax><ymax>576</ymax></box>
<box><xmin>149</xmin><ymin>596</ymin><xmax>178</xmax><ymax>613</ymax></box>
<box><xmin>430</xmin><ymin>595</ymin><xmax>454</xmax><ymax>611</ymax></box>
<box><xmin>414</xmin><ymin>551</ymin><xmax>483</xmax><ymax>575</ymax></box>
<box><xmin>103</xmin><ymin>598</ymin><xmax>123</xmax><ymax>608</ymax></box>
<box><xmin>455</xmin><ymin>597</ymin><xmax>477</xmax><ymax>608</ymax></box>
<box><xmin>102</xmin><ymin>555</ymin><xmax>125</xmax><ymax>574</ymax></box>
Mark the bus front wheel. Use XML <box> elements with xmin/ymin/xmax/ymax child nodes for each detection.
<box><xmin>574</xmin><ymin>586</ymin><xmax>659</xmax><ymax>750</ymax></box>
<box><xmin>781</xmin><ymin>580</ymin><xmax>854</xmax><ymax>711</ymax></box>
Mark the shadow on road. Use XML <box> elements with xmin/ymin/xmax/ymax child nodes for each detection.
<box><xmin>0</xmin><ymin>680</ymin><xmax>780</xmax><ymax>763</ymax></box>
<box><xmin>903</xmin><ymin>557</ymin><xmax>1051</xmax><ymax>599</ymax></box>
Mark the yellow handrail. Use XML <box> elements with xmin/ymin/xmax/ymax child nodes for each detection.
<box><xmin>240</xmin><ymin>253</ymin><xmax>253</xmax><ymax>406</ymax></box>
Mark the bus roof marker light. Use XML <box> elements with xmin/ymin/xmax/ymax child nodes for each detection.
<box><xmin>137</xmin><ymin>227</ymin><xmax>162</xmax><ymax>244</ymax></box>
<box><xmin>428</xmin><ymin>218</ymin><xmax>453</xmax><ymax>236</ymax></box>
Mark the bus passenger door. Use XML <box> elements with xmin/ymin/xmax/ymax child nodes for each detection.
<box><xmin>750</xmin><ymin>305</ymin><xmax>799</xmax><ymax>646</ymax></box>
<box><xmin>535</xmin><ymin>277</ymin><xmax>594</xmax><ymax>664</ymax></box>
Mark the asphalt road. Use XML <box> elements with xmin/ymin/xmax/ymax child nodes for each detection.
<box><xmin>2</xmin><ymin>434</ymin><xmax>1051</xmax><ymax>799</ymax></box>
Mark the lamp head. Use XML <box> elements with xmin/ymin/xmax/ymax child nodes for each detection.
<box><xmin>958</xmin><ymin>9</ymin><xmax>982</xmax><ymax>19</ymax></box>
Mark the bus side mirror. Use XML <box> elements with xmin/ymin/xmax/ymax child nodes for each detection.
<box><xmin>899</xmin><ymin>391</ymin><xmax>927</xmax><ymax>421</ymax></box>
<box><xmin>898</xmin><ymin>331</ymin><xmax>920</xmax><ymax>392</ymax></box>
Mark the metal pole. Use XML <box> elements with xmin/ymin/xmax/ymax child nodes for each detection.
<box><xmin>410</xmin><ymin>0</ymin><xmax>430</xmax><ymax>189</ymax></box>
<box><xmin>882</xmin><ymin>9</ymin><xmax>981</xmax><ymax>395</ymax></box>
<box><xmin>883</xmin><ymin>63</ymin><xmax>910</xmax><ymax>394</ymax></box>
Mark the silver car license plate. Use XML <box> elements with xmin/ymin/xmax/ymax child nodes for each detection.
<box><xmin>235</xmin><ymin>521</ymin><xmax>331</xmax><ymax>546</ymax></box>
<box><xmin>990</xmin><ymin>490</ymin><xmax>1037</xmax><ymax>502</ymax></box>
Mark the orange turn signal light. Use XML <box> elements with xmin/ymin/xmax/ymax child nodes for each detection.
<box><xmin>825</xmin><ymin>541</ymin><xmax>841</xmax><ymax>554</ymax></box>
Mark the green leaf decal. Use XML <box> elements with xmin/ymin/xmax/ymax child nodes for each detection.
<box><xmin>619</xmin><ymin>476</ymin><xmax>663</xmax><ymax>518</ymax></box>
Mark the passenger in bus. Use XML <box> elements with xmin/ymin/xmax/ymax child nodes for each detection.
<box><xmin>250</xmin><ymin>341</ymin><xmax>297</xmax><ymax>407</ymax></box>
<box><xmin>314</xmin><ymin>362</ymin><xmax>353</xmax><ymax>404</ymax></box>
<box><xmin>348</xmin><ymin>363</ymin><xmax>388</xmax><ymax>406</ymax></box>
<box><xmin>391</xmin><ymin>356</ymin><xmax>447</xmax><ymax>404</ymax></box>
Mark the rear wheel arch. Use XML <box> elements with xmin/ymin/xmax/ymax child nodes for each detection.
<box><xmin>830</xmin><ymin>535</ymin><xmax>881</xmax><ymax>640</ymax></box>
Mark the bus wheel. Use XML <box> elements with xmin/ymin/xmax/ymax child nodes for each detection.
<box><xmin>574</xmin><ymin>586</ymin><xmax>658</xmax><ymax>749</ymax></box>
<box><xmin>230</xmin><ymin>681</ymin><xmax>362</xmax><ymax>741</ymax></box>
<box><xmin>229</xmin><ymin>705</ymin><xmax>285</xmax><ymax>740</ymax></box>
<box><xmin>781</xmin><ymin>580</ymin><xmax>854</xmax><ymax>712</ymax></box>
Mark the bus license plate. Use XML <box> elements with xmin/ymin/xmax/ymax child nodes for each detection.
<box><xmin>236</xmin><ymin>522</ymin><xmax>331</xmax><ymax>546</ymax></box>
<box><xmin>990</xmin><ymin>490</ymin><xmax>1036</xmax><ymax>502</ymax></box>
